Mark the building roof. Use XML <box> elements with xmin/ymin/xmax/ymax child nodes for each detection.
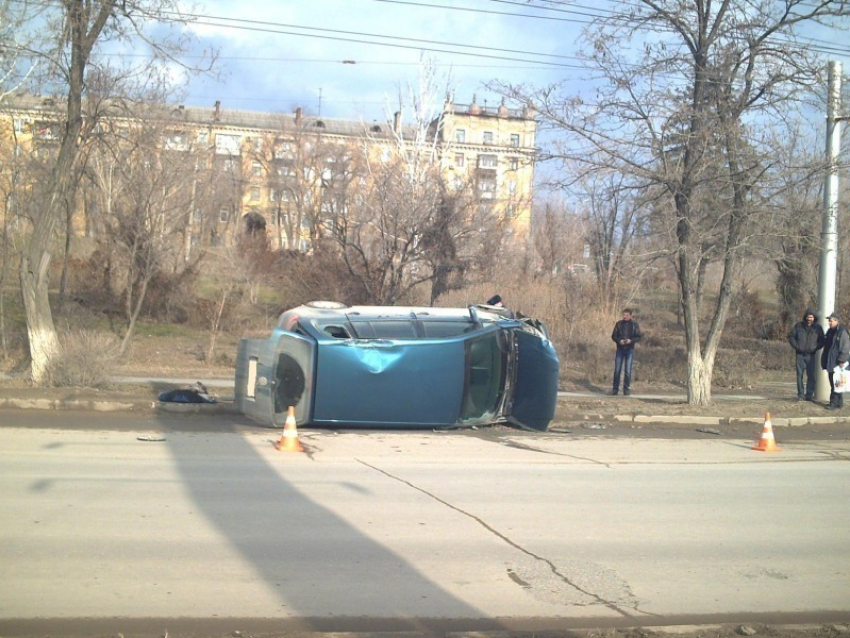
<box><xmin>0</xmin><ymin>93</ymin><xmax>420</xmax><ymax>141</ymax></box>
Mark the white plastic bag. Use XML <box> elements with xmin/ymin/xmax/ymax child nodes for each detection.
<box><xmin>834</xmin><ymin>366</ymin><xmax>850</xmax><ymax>393</ymax></box>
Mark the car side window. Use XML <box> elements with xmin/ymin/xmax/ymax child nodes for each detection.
<box><xmin>460</xmin><ymin>332</ymin><xmax>506</xmax><ymax>421</ymax></box>
<box><xmin>323</xmin><ymin>325</ymin><xmax>350</xmax><ymax>339</ymax></box>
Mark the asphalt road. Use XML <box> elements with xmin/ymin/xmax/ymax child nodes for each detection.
<box><xmin>1</xmin><ymin>410</ymin><xmax>849</xmax><ymax>636</ymax></box>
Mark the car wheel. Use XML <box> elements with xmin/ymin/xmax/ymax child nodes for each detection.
<box><xmin>305</xmin><ymin>300</ymin><xmax>348</xmax><ymax>309</ymax></box>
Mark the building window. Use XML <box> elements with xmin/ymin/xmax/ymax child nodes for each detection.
<box><xmin>455</xmin><ymin>153</ymin><xmax>465</xmax><ymax>168</ymax></box>
<box><xmin>164</xmin><ymin>133</ymin><xmax>187</xmax><ymax>151</ymax></box>
<box><xmin>250</xmin><ymin>187</ymin><xmax>261</xmax><ymax>201</ymax></box>
<box><xmin>510</xmin><ymin>157</ymin><xmax>519</xmax><ymax>171</ymax></box>
<box><xmin>198</xmin><ymin>131</ymin><xmax>209</xmax><ymax>147</ymax></box>
<box><xmin>34</xmin><ymin>121</ymin><xmax>58</xmax><ymax>140</ymax></box>
<box><xmin>479</xmin><ymin>179</ymin><xmax>497</xmax><ymax>199</ymax></box>
<box><xmin>455</xmin><ymin>129</ymin><xmax>466</xmax><ymax>143</ymax></box>
<box><xmin>215</xmin><ymin>133</ymin><xmax>241</xmax><ymax>155</ymax></box>
<box><xmin>510</xmin><ymin>133</ymin><xmax>520</xmax><ymax>147</ymax></box>
<box><xmin>252</xmin><ymin>161</ymin><xmax>263</xmax><ymax>177</ymax></box>
<box><xmin>219</xmin><ymin>209</ymin><xmax>229</xmax><ymax>223</ymax></box>
<box><xmin>478</xmin><ymin>154</ymin><xmax>497</xmax><ymax>168</ymax></box>
<box><xmin>274</xmin><ymin>142</ymin><xmax>292</xmax><ymax>159</ymax></box>
<box><xmin>483</xmin><ymin>131</ymin><xmax>494</xmax><ymax>145</ymax></box>
<box><xmin>507</xmin><ymin>181</ymin><xmax>517</xmax><ymax>195</ymax></box>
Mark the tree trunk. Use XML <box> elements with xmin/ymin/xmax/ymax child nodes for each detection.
<box><xmin>686</xmin><ymin>349</ymin><xmax>713</xmax><ymax>405</ymax></box>
<box><xmin>118</xmin><ymin>277</ymin><xmax>149</xmax><ymax>358</ymax></box>
<box><xmin>20</xmin><ymin>252</ymin><xmax>60</xmax><ymax>383</ymax></box>
<box><xmin>20</xmin><ymin>0</ymin><xmax>117</xmax><ymax>383</ymax></box>
<box><xmin>207</xmin><ymin>288</ymin><xmax>230</xmax><ymax>363</ymax></box>
<box><xmin>58</xmin><ymin>200</ymin><xmax>73</xmax><ymax>310</ymax></box>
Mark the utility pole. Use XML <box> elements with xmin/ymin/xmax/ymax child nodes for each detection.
<box><xmin>816</xmin><ymin>61</ymin><xmax>843</xmax><ymax>402</ymax></box>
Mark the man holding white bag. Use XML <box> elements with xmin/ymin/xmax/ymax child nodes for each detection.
<box><xmin>820</xmin><ymin>312</ymin><xmax>850</xmax><ymax>410</ymax></box>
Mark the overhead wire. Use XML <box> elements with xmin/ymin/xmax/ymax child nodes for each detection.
<box><xmin>9</xmin><ymin>0</ymin><xmax>850</xmax><ymax>110</ymax></box>
<box><xmin>180</xmin><ymin>14</ymin><xmax>584</xmax><ymax>67</ymax></box>
<box><xmin>14</xmin><ymin>0</ymin><xmax>850</xmax><ymax>68</ymax></box>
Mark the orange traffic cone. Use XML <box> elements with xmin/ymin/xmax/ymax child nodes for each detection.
<box><xmin>274</xmin><ymin>406</ymin><xmax>305</xmax><ymax>453</ymax></box>
<box><xmin>753</xmin><ymin>411</ymin><xmax>781</xmax><ymax>452</ymax></box>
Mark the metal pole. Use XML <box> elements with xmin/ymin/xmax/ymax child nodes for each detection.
<box><xmin>816</xmin><ymin>60</ymin><xmax>842</xmax><ymax>402</ymax></box>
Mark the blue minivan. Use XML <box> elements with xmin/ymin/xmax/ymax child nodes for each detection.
<box><xmin>234</xmin><ymin>301</ymin><xmax>559</xmax><ymax>431</ymax></box>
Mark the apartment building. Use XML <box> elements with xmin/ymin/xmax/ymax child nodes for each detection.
<box><xmin>0</xmin><ymin>93</ymin><xmax>536</xmax><ymax>253</ymax></box>
<box><xmin>438</xmin><ymin>96</ymin><xmax>536</xmax><ymax>225</ymax></box>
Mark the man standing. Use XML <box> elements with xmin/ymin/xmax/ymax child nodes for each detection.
<box><xmin>611</xmin><ymin>308</ymin><xmax>641</xmax><ymax>396</ymax></box>
<box><xmin>821</xmin><ymin>312</ymin><xmax>850</xmax><ymax>410</ymax></box>
<box><xmin>788</xmin><ymin>308</ymin><xmax>824</xmax><ymax>401</ymax></box>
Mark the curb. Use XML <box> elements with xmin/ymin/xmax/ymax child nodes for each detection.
<box><xmin>609</xmin><ymin>414</ymin><xmax>850</xmax><ymax>426</ymax></box>
<box><xmin>2</xmin><ymin>396</ymin><xmax>849</xmax><ymax>426</ymax></box>
<box><xmin>2</xmin><ymin>396</ymin><xmax>849</xmax><ymax>425</ymax></box>
<box><xmin>0</xmin><ymin>396</ymin><xmax>240</xmax><ymax>415</ymax></box>
<box><xmin>444</xmin><ymin>624</ymin><xmax>850</xmax><ymax>637</ymax></box>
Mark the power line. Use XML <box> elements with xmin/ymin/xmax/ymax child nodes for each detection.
<box><xmin>13</xmin><ymin>0</ymin><xmax>850</xmax><ymax>77</ymax></box>
<box><xmin>371</xmin><ymin>0</ymin><xmax>607</xmax><ymax>24</ymax></box>
<box><xmin>183</xmin><ymin>16</ymin><xmax>585</xmax><ymax>68</ymax></box>
<box><xmin>177</xmin><ymin>11</ymin><xmax>581</xmax><ymax>62</ymax></box>
<box><xmin>103</xmin><ymin>53</ymin><xmax>565</xmax><ymax>71</ymax></box>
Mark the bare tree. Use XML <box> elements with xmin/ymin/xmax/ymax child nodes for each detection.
<box><xmin>0</xmin><ymin>0</ymin><xmax>40</xmax><ymax>102</ymax></box>
<box><xmin>768</xmin><ymin>130</ymin><xmax>827</xmax><ymax>326</ymax></box>
<box><xmin>201</xmin><ymin>232</ymin><xmax>277</xmax><ymax>362</ymax></box>
<box><xmin>85</xmin><ymin>112</ymin><xmax>200</xmax><ymax>356</ymax></box>
<box><xmin>247</xmin><ymin>114</ymin><xmax>343</xmax><ymax>251</ymax></box>
<box><xmin>15</xmin><ymin>0</ymin><xmax>214</xmax><ymax>383</ymax></box>
<box><xmin>325</xmin><ymin>63</ymin><xmax>503</xmax><ymax>306</ymax></box>
<box><xmin>497</xmin><ymin>0</ymin><xmax>850</xmax><ymax>405</ymax></box>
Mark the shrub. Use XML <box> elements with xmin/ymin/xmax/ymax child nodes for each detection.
<box><xmin>637</xmin><ymin>345</ymin><xmax>688</xmax><ymax>386</ymax></box>
<box><xmin>47</xmin><ymin>330</ymin><xmax>120</xmax><ymax>388</ymax></box>
<box><xmin>714</xmin><ymin>347</ymin><xmax>764</xmax><ymax>388</ymax></box>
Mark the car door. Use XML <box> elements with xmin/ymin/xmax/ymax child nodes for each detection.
<box><xmin>234</xmin><ymin>332</ymin><xmax>316</xmax><ymax>427</ymax></box>
<box><xmin>507</xmin><ymin>329</ymin><xmax>560</xmax><ymax>431</ymax></box>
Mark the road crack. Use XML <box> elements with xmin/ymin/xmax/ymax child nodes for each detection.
<box><xmin>357</xmin><ymin>459</ymin><xmax>654</xmax><ymax>619</ymax></box>
<box><xmin>499</xmin><ymin>440</ymin><xmax>612</xmax><ymax>466</ymax></box>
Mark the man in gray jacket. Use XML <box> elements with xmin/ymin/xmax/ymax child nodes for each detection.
<box><xmin>788</xmin><ymin>308</ymin><xmax>824</xmax><ymax>401</ymax></box>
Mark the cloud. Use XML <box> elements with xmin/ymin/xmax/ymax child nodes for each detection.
<box><xmin>176</xmin><ymin>0</ymin><xmax>577</xmax><ymax>119</ymax></box>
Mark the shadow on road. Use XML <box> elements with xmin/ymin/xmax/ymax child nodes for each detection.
<box><xmin>157</xmin><ymin>410</ymin><xmax>491</xmax><ymax>632</ymax></box>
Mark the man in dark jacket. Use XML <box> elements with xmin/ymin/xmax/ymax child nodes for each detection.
<box><xmin>788</xmin><ymin>308</ymin><xmax>825</xmax><ymax>401</ymax></box>
<box><xmin>821</xmin><ymin>312</ymin><xmax>850</xmax><ymax>410</ymax></box>
<box><xmin>611</xmin><ymin>308</ymin><xmax>641</xmax><ymax>396</ymax></box>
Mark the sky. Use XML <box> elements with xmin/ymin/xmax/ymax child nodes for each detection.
<box><xmin>160</xmin><ymin>0</ymin><xmax>850</xmax><ymax>139</ymax></box>
<box><xmin>171</xmin><ymin>0</ymin><xmax>593</xmax><ymax>123</ymax></box>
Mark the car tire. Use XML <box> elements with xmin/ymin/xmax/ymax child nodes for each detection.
<box><xmin>305</xmin><ymin>300</ymin><xmax>349</xmax><ymax>309</ymax></box>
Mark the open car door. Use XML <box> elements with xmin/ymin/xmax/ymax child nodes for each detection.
<box><xmin>234</xmin><ymin>333</ymin><xmax>316</xmax><ymax>427</ymax></box>
<box><xmin>507</xmin><ymin>329</ymin><xmax>560</xmax><ymax>431</ymax></box>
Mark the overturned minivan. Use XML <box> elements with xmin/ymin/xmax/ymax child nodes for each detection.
<box><xmin>234</xmin><ymin>301</ymin><xmax>559</xmax><ymax>431</ymax></box>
